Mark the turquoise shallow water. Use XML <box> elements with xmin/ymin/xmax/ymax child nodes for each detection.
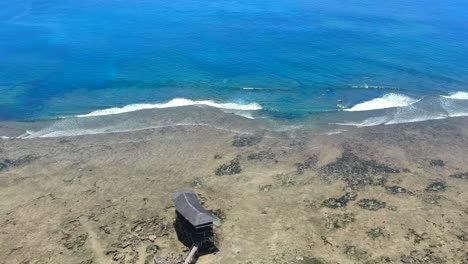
<box><xmin>1</xmin><ymin>0</ymin><xmax>468</xmax><ymax>122</ymax></box>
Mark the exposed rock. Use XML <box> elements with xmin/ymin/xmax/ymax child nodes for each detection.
<box><xmin>146</xmin><ymin>244</ymin><xmax>160</xmax><ymax>254</ymax></box>
<box><xmin>111</xmin><ymin>251</ymin><xmax>125</xmax><ymax>262</ymax></box>
<box><xmin>215</xmin><ymin>158</ymin><xmax>242</xmax><ymax>176</ymax></box>
<box><xmin>211</xmin><ymin>209</ymin><xmax>226</xmax><ymax>222</ymax></box>
<box><xmin>405</xmin><ymin>229</ymin><xmax>429</xmax><ymax>244</ymax></box>
<box><xmin>4</xmin><ymin>155</ymin><xmax>36</xmax><ymax>166</ymax></box>
<box><xmin>275</xmin><ymin>173</ymin><xmax>296</xmax><ymax>187</ymax></box>
<box><xmin>296</xmin><ymin>155</ymin><xmax>318</xmax><ymax>174</ymax></box>
<box><xmin>232</xmin><ymin>135</ymin><xmax>262</xmax><ymax>147</ymax></box>
<box><xmin>400</xmin><ymin>250</ymin><xmax>446</xmax><ymax>264</ymax></box>
<box><xmin>99</xmin><ymin>225</ymin><xmax>111</xmax><ymax>234</ymax></box>
<box><xmin>320</xmin><ymin>151</ymin><xmax>399</xmax><ymax>189</ymax></box>
<box><xmin>422</xmin><ymin>194</ymin><xmax>442</xmax><ymax>204</ymax></box>
<box><xmin>59</xmin><ymin>219</ymin><xmax>89</xmax><ymax>250</ymax></box>
<box><xmin>62</xmin><ymin>232</ymin><xmax>88</xmax><ymax>250</ymax></box>
<box><xmin>450</xmin><ymin>172</ymin><xmax>468</xmax><ymax>180</ymax></box>
<box><xmin>401</xmin><ymin>255</ymin><xmax>424</xmax><ymax>264</ymax></box>
<box><xmin>325</xmin><ymin>213</ymin><xmax>355</xmax><ymax>230</ymax></box>
<box><xmin>322</xmin><ymin>192</ymin><xmax>357</xmax><ymax>208</ymax></box>
<box><xmin>258</xmin><ymin>184</ymin><xmax>272</xmax><ymax>192</ymax></box>
<box><xmin>344</xmin><ymin>245</ymin><xmax>367</xmax><ymax>260</ymax></box>
<box><xmin>400</xmin><ymin>255</ymin><xmax>426</xmax><ymax>264</ymax></box>
<box><xmin>430</xmin><ymin>159</ymin><xmax>445</xmax><ymax>167</ymax></box>
<box><xmin>63</xmin><ymin>174</ymin><xmax>80</xmax><ymax>183</ymax></box>
<box><xmin>357</xmin><ymin>199</ymin><xmax>386</xmax><ymax>211</ymax></box>
<box><xmin>320</xmin><ymin>236</ymin><xmax>334</xmax><ymax>247</ymax></box>
<box><xmin>153</xmin><ymin>257</ymin><xmax>183</xmax><ymax>264</ymax></box>
<box><xmin>213</xmin><ymin>154</ymin><xmax>223</xmax><ymax>160</ymax></box>
<box><xmin>190</xmin><ymin>177</ymin><xmax>203</xmax><ymax>189</ymax></box>
<box><xmin>366</xmin><ymin>256</ymin><xmax>392</xmax><ymax>263</ymax></box>
<box><xmin>131</xmin><ymin>216</ymin><xmax>168</xmax><ymax>238</ymax></box>
<box><xmin>456</xmin><ymin>232</ymin><xmax>468</xmax><ymax>242</ymax></box>
<box><xmin>297</xmin><ymin>257</ymin><xmax>326</xmax><ymax>264</ymax></box>
<box><xmin>296</xmin><ymin>163</ymin><xmax>306</xmax><ymax>175</ymax></box>
<box><xmin>385</xmin><ymin>185</ymin><xmax>408</xmax><ymax>194</ymax></box>
<box><xmin>424</xmin><ymin>181</ymin><xmax>447</xmax><ymax>192</ymax></box>
<box><xmin>144</xmin><ymin>255</ymin><xmax>155</xmax><ymax>264</ymax></box>
<box><xmin>303</xmin><ymin>156</ymin><xmax>318</xmax><ymax>167</ymax></box>
<box><xmin>367</xmin><ymin>227</ymin><xmax>386</xmax><ymax>239</ymax></box>
<box><xmin>0</xmin><ymin>155</ymin><xmax>37</xmax><ymax>172</ymax></box>
<box><xmin>209</xmin><ymin>208</ymin><xmax>225</xmax><ymax>227</ymax></box>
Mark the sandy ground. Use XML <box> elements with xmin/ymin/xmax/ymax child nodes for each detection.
<box><xmin>0</xmin><ymin>115</ymin><xmax>467</xmax><ymax>264</ymax></box>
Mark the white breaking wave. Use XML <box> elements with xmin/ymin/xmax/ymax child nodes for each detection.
<box><xmin>323</xmin><ymin>129</ymin><xmax>347</xmax><ymax>135</ymax></box>
<box><xmin>334</xmin><ymin>116</ymin><xmax>391</xmax><ymax>127</ymax></box>
<box><xmin>76</xmin><ymin>98</ymin><xmax>262</xmax><ymax>117</ymax></box>
<box><xmin>336</xmin><ymin>94</ymin><xmax>468</xmax><ymax>127</ymax></box>
<box><xmin>20</xmin><ymin>98</ymin><xmax>263</xmax><ymax>138</ymax></box>
<box><xmin>242</xmin><ymin>87</ymin><xmax>267</xmax><ymax>90</ymax></box>
<box><xmin>442</xmin><ymin>91</ymin><xmax>468</xmax><ymax>100</ymax></box>
<box><xmin>345</xmin><ymin>93</ymin><xmax>419</xmax><ymax>112</ymax></box>
<box><xmin>336</xmin><ymin>115</ymin><xmax>449</xmax><ymax>127</ymax></box>
<box><xmin>225</xmin><ymin>111</ymin><xmax>255</xmax><ymax>119</ymax></box>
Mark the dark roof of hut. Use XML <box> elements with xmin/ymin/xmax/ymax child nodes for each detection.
<box><xmin>172</xmin><ymin>191</ymin><xmax>214</xmax><ymax>227</ymax></box>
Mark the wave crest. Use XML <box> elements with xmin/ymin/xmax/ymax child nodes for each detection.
<box><xmin>76</xmin><ymin>98</ymin><xmax>262</xmax><ymax>118</ymax></box>
<box><xmin>337</xmin><ymin>94</ymin><xmax>468</xmax><ymax>127</ymax></box>
<box><xmin>345</xmin><ymin>93</ymin><xmax>419</xmax><ymax>112</ymax></box>
<box><xmin>442</xmin><ymin>91</ymin><xmax>468</xmax><ymax>100</ymax></box>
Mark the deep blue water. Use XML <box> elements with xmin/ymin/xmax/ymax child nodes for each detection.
<box><xmin>1</xmin><ymin>0</ymin><xmax>468</xmax><ymax>121</ymax></box>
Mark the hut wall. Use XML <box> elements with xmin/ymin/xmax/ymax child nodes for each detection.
<box><xmin>174</xmin><ymin>212</ymin><xmax>215</xmax><ymax>251</ymax></box>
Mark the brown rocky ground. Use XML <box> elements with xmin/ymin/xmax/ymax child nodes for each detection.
<box><xmin>0</xmin><ymin>117</ymin><xmax>467</xmax><ymax>264</ymax></box>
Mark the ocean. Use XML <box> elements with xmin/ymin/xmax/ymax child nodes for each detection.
<box><xmin>1</xmin><ymin>0</ymin><xmax>468</xmax><ymax>134</ymax></box>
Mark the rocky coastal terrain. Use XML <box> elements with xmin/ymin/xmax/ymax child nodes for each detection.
<box><xmin>0</xmin><ymin>113</ymin><xmax>467</xmax><ymax>264</ymax></box>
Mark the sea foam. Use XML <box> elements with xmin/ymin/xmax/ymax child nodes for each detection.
<box><xmin>337</xmin><ymin>94</ymin><xmax>468</xmax><ymax>127</ymax></box>
<box><xmin>76</xmin><ymin>98</ymin><xmax>262</xmax><ymax>118</ymax></box>
<box><xmin>242</xmin><ymin>87</ymin><xmax>267</xmax><ymax>90</ymax></box>
<box><xmin>345</xmin><ymin>93</ymin><xmax>419</xmax><ymax>112</ymax></box>
<box><xmin>442</xmin><ymin>91</ymin><xmax>468</xmax><ymax>100</ymax></box>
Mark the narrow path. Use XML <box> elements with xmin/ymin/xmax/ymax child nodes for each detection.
<box><xmin>80</xmin><ymin>217</ymin><xmax>109</xmax><ymax>264</ymax></box>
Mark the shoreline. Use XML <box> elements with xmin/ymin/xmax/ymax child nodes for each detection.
<box><xmin>1</xmin><ymin>90</ymin><xmax>468</xmax><ymax>138</ymax></box>
<box><xmin>2</xmin><ymin>98</ymin><xmax>468</xmax><ymax>140</ymax></box>
<box><xmin>1</xmin><ymin>113</ymin><xmax>467</xmax><ymax>263</ymax></box>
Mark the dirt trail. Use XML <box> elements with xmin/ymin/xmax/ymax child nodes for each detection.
<box><xmin>80</xmin><ymin>217</ymin><xmax>109</xmax><ymax>264</ymax></box>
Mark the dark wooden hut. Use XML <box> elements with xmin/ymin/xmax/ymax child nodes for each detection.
<box><xmin>172</xmin><ymin>191</ymin><xmax>215</xmax><ymax>253</ymax></box>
